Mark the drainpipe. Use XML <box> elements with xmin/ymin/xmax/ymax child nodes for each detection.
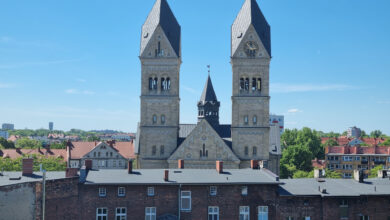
<box><xmin>178</xmin><ymin>184</ymin><xmax>182</xmax><ymax>220</ymax></box>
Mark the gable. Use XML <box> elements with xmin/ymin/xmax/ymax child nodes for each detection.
<box><xmin>169</xmin><ymin>120</ymin><xmax>239</xmax><ymax>162</ymax></box>
<box><xmin>83</xmin><ymin>143</ymin><xmax>126</xmax><ymax>160</ymax></box>
<box><xmin>140</xmin><ymin>26</ymin><xmax>178</xmax><ymax>58</ymax></box>
<box><xmin>232</xmin><ymin>25</ymin><xmax>270</xmax><ymax>59</ymax></box>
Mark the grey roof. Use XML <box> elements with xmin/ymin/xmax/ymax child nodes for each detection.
<box><xmin>84</xmin><ymin>168</ymin><xmax>279</xmax><ymax>185</ymax></box>
<box><xmin>140</xmin><ymin>0</ymin><xmax>181</xmax><ymax>57</ymax></box>
<box><xmin>279</xmin><ymin>178</ymin><xmax>390</xmax><ymax>197</ymax></box>
<box><xmin>232</xmin><ymin>0</ymin><xmax>271</xmax><ymax>56</ymax></box>
<box><xmin>179</xmin><ymin>124</ymin><xmax>231</xmax><ymax>139</ymax></box>
<box><xmin>200</xmin><ymin>75</ymin><xmax>218</xmax><ymax>103</ymax></box>
<box><xmin>0</xmin><ymin>172</ymin><xmax>67</xmax><ymax>187</ymax></box>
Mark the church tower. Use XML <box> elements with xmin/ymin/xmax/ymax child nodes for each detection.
<box><xmin>138</xmin><ymin>0</ymin><xmax>181</xmax><ymax>168</ymax></box>
<box><xmin>231</xmin><ymin>0</ymin><xmax>271</xmax><ymax>167</ymax></box>
<box><xmin>197</xmin><ymin>75</ymin><xmax>220</xmax><ymax>129</ymax></box>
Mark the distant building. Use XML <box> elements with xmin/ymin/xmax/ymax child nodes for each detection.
<box><xmin>347</xmin><ymin>126</ymin><xmax>361</xmax><ymax>138</ymax></box>
<box><xmin>321</xmin><ymin>137</ymin><xmax>387</xmax><ymax>147</ymax></box>
<box><xmin>269</xmin><ymin>124</ymin><xmax>281</xmax><ymax>175</ymax></box>
<box><xmin>49</xmin><ymin>122</ymin><xmax>54</xmax><ymax>131</ymax></box>
<box><xmin>269</xmin><ymin>115</ymin><xmax>284</xmax><ymax>134</ymax></box>
<box><xmin>1</xmin><ymin>123</ymin><xmax>14</xmax><ymax>130</ymax></box>
<box><xmin>0</xmin><ymin>131</ymin><xmax>9</xmax><ymax>139</ymax></box>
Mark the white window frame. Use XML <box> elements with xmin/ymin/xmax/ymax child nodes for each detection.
<box><xmin>118</xmin><ymin>187</ymin><xmax>125</xmax><ymax>197</ymax></box>
<box><xmin>181</xmin><ymin>191</ymin><xmax>191</xmax><ymax>211</ymax></box>
<box><xmin>96</xmin><ymin>207</ymin><xmax>108</xmax><ymax>220</ymax></box>
<box><xmin>145</xmin><ymin>207</ymin><xmax>156</xmax><ymax>220</ymax></box>
<box><xmin>210</xmin><ymin>186</ymin><xmax>217</xmax><ymax>196</ymax></box>
<box><xmin>258</xmin><ymin>206</ymin><xmax>268</xmax><ymax>220</ymax></box>
<box><xmin>99</xmin><ymin>187</ymin><xmax>106</xmax><ymax>197</ymax></box>
<box><xmin>208</xmin><ymin>206</ymin><xmax>219</xmax><ymax>220</ymax></box>
<box><xmin>239</xmin><ymin>206</ymin><xmax>250</xmax><ymax>220</ymax></box>
<box><xmin>241</xmin><ymin>186</ymin><xmax>248</xmax><ymax>196</ymax></box>
<box><xmin>147</xmin><ymin>187</ymin><xmax>155</xmax><ymax>196</ymax></box>
<box><xmin>116</xmin><ymin>207</ymin><xmax>127</xmax><ymax>220</ymax></box>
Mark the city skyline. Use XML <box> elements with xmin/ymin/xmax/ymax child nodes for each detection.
<box><xmin>1</xmin><ymin>0</ymin><xmax>389</xmax><ymax>134</ymax></box>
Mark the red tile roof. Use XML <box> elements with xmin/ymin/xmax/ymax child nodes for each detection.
<box><xmin>326</xmin><ymin>146</ymin><xmax>390</xmax><ymax>155</ymax></box>
<box><xmin>69</xmin><ymin>141</ymin><xmax>135</xmax><ymax>159</ymax></box>
<box><xmin>0</xmin><ymin>148</ymin><xmax>67</xmax><ymax>161</ymax></box>
<box><xmin>312</xmin><ymin>159</ymin><xmax>326</xmax><ymax>169</ymax></box>
<box><xmin>321</xmin><ymin>137</ymin><xmax>387</xmax><ymax>146</ymax></box>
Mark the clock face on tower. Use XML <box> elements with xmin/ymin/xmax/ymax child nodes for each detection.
<box><xmin>244</xmin><ymin>41</ymin><xmax>258</xmax><ymax>58</ymax></box>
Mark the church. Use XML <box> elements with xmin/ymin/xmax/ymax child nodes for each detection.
<box><xmin>135</xmin><ymin>0</ymin><xmax>281</xmax><ymax>174</ymax></box>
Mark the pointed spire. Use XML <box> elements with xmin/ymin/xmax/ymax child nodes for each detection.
<box><xmin>141</xmin><ymin>0</ymin><xmax>181</xmax><ymax>57</ymax></box>
<box><xmin>200</xmin><ymin>75</ymin><xmax>218</xmax><ymax>103</ymax></box>
<box><xmin>231</xmin><ymin>0</ymin><xmax>271</xmax><ymax>57</ymax></box>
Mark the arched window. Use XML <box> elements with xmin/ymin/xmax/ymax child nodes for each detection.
<box><xmin>110</xmin><ymin>152</ymin><xmax>113</xmax><ymax>157</ymax></box>
<box><xmin>152</xmin><ymin>146</ymin><xmax>157</xmax><ymax>156</ymax></box>
<box><xmin>167</xmin><ymin>78</ymin><xmax>171</xmax><ymax>90</ymax></box>
<box><xmin>253</xmin><ymin>115</ymin><xmax>257</xmax><ymax>125</ymax></box>
<box><xmin>98</xmin><ymin>152</ymin><xmax>101</xmax><ymax>157</ymax></box>
<box><xmin>153</xmin><ymin>78</ymin><xmax>158</xmax><ymax>90</ymax></box>
<box><xmin>252</xmin><ymin>147</ymin><xmax>257</xmax><ymax>156</ymax></box>
<box><xmin>240</xmin><ymin>78</ymin><xmax>245</xmax><ymax>90</ymax></box>
<box><xmin>244</xmin><ymin>146</ymin><xmax>249</xmax><ymax>156</ymax></box>
<box><xmin>149</xmin><ymin>77</ymin><xmax>153</xmax><ymax>90</ymax></box>
<box><xmin>244</xmin><ymin>78</ymin><xmax>250</xmax><ymax>91</ymax></box>
<box><xmin>94</xmin><ymin>152</ymin><xmax>96</xmax><ymax>157</ymax></box>
<box><xmin>252</xmin><ymin>78</ymin><xmax>256</xmax><ymax>91</ymax></box>
<box><xmin>156</xmin><ymin>41</ymin><xmax>164</xmax><ymax>57</ymax></box>
<box><xmin>160</xmin><ymin>145</ymin><xmax>164</xmax><ymax>155</ymax></box>
<box><xmin>106</xmin><ymin>152</ymin><xmax>108</xmax><ymax>157</ymax></box>
<box><xmin>161</xmin><ymin>115</ymin><xmax>166</xmax><ymax>124</ymax></box>
<box><xmin>161</xmin><ymin>77</ymin><xmax>166</xmax><ymax>90</ymax></box>
<box><xmin>244</xmin><ymin>115</ymin><xmax>249</xmax><ymax>125</ymax></box>
<box><xmin>152</xmin><ymin>115</ymin><xmax>157</xmax><ymax>124</ymax></box>
<box><xmin>257</xmin><ymin>78</ymin><xmax>262</xmax><ymax>91</ymax></box>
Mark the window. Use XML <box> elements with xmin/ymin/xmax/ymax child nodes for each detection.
<box><xmin>166</xmin><ymin>78</ymin><xmax>171</xmax><ymax>90</ymax></box>
<box><xmin>253</xmin><ymin>115</ymin><xmax>257</xmax><ymax>125</ymax></box>
<box><xmin>161</xmin><ymin>77</ymin><xmax>166</xmax><ymax>90</ymax></box>
<box><xmin>343</xmin><ymin>164</ymin><xmax>353</xmax><ymax>170</ymax></box>
<box><xmin>106</xmin><ymin>152</ymin><xmax>108</xmax><ymax>157</ymax></box>
<box><xmin>304</xmin><ymin>217</ymin><xmax>311</xmax><ymax>220</ymax></box>
<box><xmin>355</xmin><ymin>156</ymin><xmax>360</xmax><ymax>161</ymax></box>
<box><xmin>156</xmin><ymin>41</ymin><xmax>164</xmax><ymax>57</ymax></box>
<box><xmin>98</xmin><ymin>152</ymin><xmax>101</xmax><ymax>157</ymax></box>
<box><xmin>258</xmin><ymin>206</ymin><xmax>268</xmax><ymax>220</ymax></box>
<box><xmin>119</xmin><ymin>160</ymin><xmax>122</xmax><ymax>167</ymax></box>
<box><xmin>181</xmin><ymin>191</ymin><xmax>191</xmax><ymax>211</ymax></box>
<box><xmin>241</xmin><ymin>186</ymin><xmax>248</xmax><ymax>196</ymax></box>
<box><xmin>303</xmin><ymin>200</ymin><xmax>309</xmax><ymax>206</ymax></box>
<box><xmin>252</xmin><ymin>78</ymin><xmax>256</xmax><ymax>91</ymax></box>
<box><xmin>113</xmin><ymin>160</ymin><xmax>116</xmax><ymax>167</ymax></box>
<box><xmin>240</xmin><ymin>78</ymin><xmax>245</xmax><ymax>90</ymax></box>
<box><xmin>147</xmin><ymin>187</ymin><xmax>155</xmax><ymax>196</ymax></box>
<box><xmin>152</xmin><ymin>146</ymin><xmax>157</xmax><ymax>156</ymax></box>
<box><xmin>244</xmin><ymin>115</ymin><xmax>249</xmax><ymax>124</ymax></box>
<box><xmin>343</xmin><ymin>173</ymin><xmax>352</xmax><ymax>178</ymax></box>
<box><xmin>359</xmin><ymin>216</ymin><xmax>369</xmax><ymax>220</ymax></box>
<box><xmin>149</xmin><ymin>77</ymin><xmax>153</xmax><ymax>90</ymax></box>
<box><xmin>145</xmin><ymin>207</ymin><xmax>156</xmax><ymax>220</ymax></box>
<box><xmin>94</xmin><ymin>152</ymin><xmax>96</xmax><ymax>157</ymax></box>
<box><xmin>118</xmin><ymin>187</ymin><xmax>125</xmax><ymax>197</ymax></box>
<box><xmin>96</xmin><ymin>208</ymin><xmax>108</xmax><ymax>220</ymax></box>
<box><xmin>244</xmin><ymin>78</ymin><xmax>250</xmax><ymax>91</ymax></box>
<box><xmin>343</xmin><ymin>156</ymin><xmax>353</xmax><ymax>161</ymax></box>
<box><xmin>116</xmin><ymin>207</ymin><xmax>126</xmax><ymax>220</ymax></box>
<box><xmin>239</xmin><ymin>206</ymin><xmax>250</xmax><ymax>220</ymax></box>
<box><xmin>152</xmin><ymin>115</ymin><xmax>157</xmax><ymax>124</ymax></box>
<box><xmin>99</xmin><ymin>187</ymin><xmax>106</xmax><ymax>197</ymax></box>
<box><xmin>210</xmin><ymin>186</ymin><xmax>217</xmax><ymax>196</ymax></box>
<box><xmin>160</xmin><ymin>145</ymin><xmax>164</xmax><ymax>155</ymax></box>
<box><xmin>208</xmin><ymin>206</ymin><xmax>219</xmax><ymax>220</ymax></box>
<box><xmin>286</xmin><ymin>217</ymin><xmax>294</xmax><ymax>220</ymax></box>
<box><xmin>252</xmin><ymin>147</ymin><xmax>257</xmax><ymax>156</ymax></box>
<box><xmin>244</xmin><ymin>146</ymin><xmax>249</xmax><ymax>156</ymax></box>
<box><xmin>161</xmin><ymin>115</ymin><xmax>166</xmax><ymax>124</ymax></box>
<box><xmin>256</xmin><ymin>78</ymin><xmax>262</xmax><ymax>91</ymax></box>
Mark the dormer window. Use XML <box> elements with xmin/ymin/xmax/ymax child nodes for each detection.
<box><xmin>152</xmin><ymin>115</ymin><xmax>157</xmax><ymax>124</ymax></box>
<box><xmin>161</xmin><ymin>115</ymin><xmax>166</xmax><ymax>124</ymax></box>
<box><xmin>156</xmin><ymin>41</ymin><xmax>164</xmax><ymax>57</ymax></box>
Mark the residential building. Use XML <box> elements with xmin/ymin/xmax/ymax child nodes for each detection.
<box><xmin>1</xmin><ymin>159</ymin><xmax>390</xmax><ymax>220</ymax></box>
<box><xmin>0</xmin><ymin>130</ymin><xmax>9</xmax><ymax>139</ymax></box>
<box><xmin>325</xmin><ymin>145</ymin><xmax>390</xmax><ymax>178</ymax></box>
<box><xmin>321</xmin><ymin>137</ymin><xmax>387</xmax><ymax>147</ymax></box>
<box><xmin>0</xmin><ymin>147</ymin><xmax>66</xmax><ymax>161</ymax></box>
<box><xmin>67</xmin><ymin>141</ymin><xmax>135</xmax><ymax>169</ymax></box>
<box><xmin>347</xmin><ymin>126</ymin><xmax>361</xmax><ymax>138</ymax></box>
<box><xmin>49</xmin><ymin>122</ymin><xmax>54</xmax><ymax>131</ymax></box>
<box><xmin>137</xmin><ymin>0</ymin><xmax>275</xmax><ymax>171</ymax></box>
<box><xmin>1</xmin><ymin>123</ymin><xmax>14</xmax><ymax>130</ymax></box>
<box><xmin>269</xmin><ymin>114</ymin><xmax>284</xmax><ymax>134</ymax></box>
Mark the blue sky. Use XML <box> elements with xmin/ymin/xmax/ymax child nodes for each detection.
<box><xmin>0</xmin><ymin>0</ymin><xmax>389</xmax><ymax>134</ymax></box>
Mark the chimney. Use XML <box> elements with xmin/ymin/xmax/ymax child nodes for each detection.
<box><xmin>250</xmin><ymin>160</ymin><xmax>259</xmax><ymax>169</ymax></box>
<box><xmin>66</xmin><ymin>168</ymin><xmax>79</xmax><ymax>178</ymax></box>
<box><xmin>0</xmin><ymin>149</ymin><xmax>3</xmax><ymax>157</ymax></box>
<box><xmin>216</xmin><ymin>161</ymin><xmax>223</xmax><ymax>174</ymax></box>
<box><xmin>85</xmin><ymin>159</ymin><xmax>92</xmax><ymax>170</ymax></box>
<box><xmin>164</xmin><ymin>170</ymin><xmax>169</xmax><ymax>182</ymax></box>
<box><xmin>46</xmin><ymin>144</ymin><xmax>51</xmax><ymax>152</ymax></box>
<box><xmin>128</xmin><ymin>160</ymin><xmax>133</xmax><ymax>174</ymax></box>
<box><xmin>22</xmin><ymin>158</ymin><xmax>34</xmax><ymax>176</ymax></box>
<box><xmin>314</xmin><ymin>169</ymin><xmax>324</xmax><ymax>178</ymax></box>
<box><xmin>178</xmin><ymin>159</ymin><xmax>184</xmax><ymax>169</ymax></box>
<box><xmin>378</xmin><ymin>170</ymin><xmax>388</xmax><ymax>178</ymax></box>
<box><xmin>79</xmin><ymin>166</ymin><xmax>88</xmax><ymax>183</ymax></box>
<box><xmin>16</xmin><ymin>148</ymin><xmax>22</xmax><ymax>154</ymax></box>
<box><xmin>353</xmin><ymin>170</ymin><xmax>364</xmax><ymax>183</ymax></box>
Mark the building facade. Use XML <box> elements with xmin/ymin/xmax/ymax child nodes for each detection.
<box><xmin>269</xmin><ymin>114</ymin><xmax>284</xmax><ymax>134</ymax></box>
<box><xmin>347</xmin><ymin>126</ymin><xmax>362</xmax><ymax>138</ymax></box>
<box><xmin>1</xmin><ymin>123</ymin><xmax>14</xmax><ymax>130</ymax></box>
<box><xmin>0</xmin><ymin>130</ymin><xmax>9</xmax><ymax>139</ymax></box>
<box><xmin>49</xmin><ymin>122</ymin><xmax>54</xmax><ymax>131</ymax></box>
<box><xmin>137</xmin><ymin>0</ymin><xmax>275</xmax><ymax>172</ymax></box>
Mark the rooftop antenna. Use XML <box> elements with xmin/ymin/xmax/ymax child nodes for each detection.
<box><xmin>207</xmin><ymin>65</ymin><xmax>211</xmax><ymax>76</ymax></box>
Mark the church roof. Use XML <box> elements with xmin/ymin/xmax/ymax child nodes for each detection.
<box><xmin>199</xmin><ymin>75</ymin><xmax>218</xmax><ymax>103</ymax></box>
<box><xmin>179</xmin><ymin>124</ymin><xmax>231</xmax><ymax>139</ymax></box>
<box><xmin>231</xmin><ymin>0</ymin><xmax>271</xmax><ymax>56</ymax></box>
<box><xmin>140</xmin><ymin>0</ymin><xmax>181</xmax><ymax>57</ymax></box>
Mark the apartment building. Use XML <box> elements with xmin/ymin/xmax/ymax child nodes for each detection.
<box><xmin>325</xmin><ymin>146</ymin><xmax>390</xmax><ymax>178</ymax></box>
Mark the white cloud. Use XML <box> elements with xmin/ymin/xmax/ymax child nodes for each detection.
<box><xmin>287</xmin><ymin>108</ymin><xmax>301</xmax><ymax>113</ymax></box>
<box><xmin>65</xmin><ymin>89</ymin><xmax>95</xmax><ymax>95</ymax></box>
<box><xmin>271</xmin><ymin>83</ymin><xmax>354</xmax><ymax>93</ymax></box>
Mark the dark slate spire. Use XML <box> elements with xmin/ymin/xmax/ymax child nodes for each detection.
<box><xmin>231</xmin><ymin>0</ymin><xmax>271</xmax><ymax>57</ymax></box>
<box><xmin>200</xmin><ymin>75</ymin><xmax>217</xmax><ymax>103</ymax></box>
<box><xmin>198</xmin><ymin>76</ymin><xmax>220</xmax><ymax>127</ymax></box>
<box><xmin>140</xmin><ymin>0</ymin><xmax>181</xmax><ymax>57</ymax></box>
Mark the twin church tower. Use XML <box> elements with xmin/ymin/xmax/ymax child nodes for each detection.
<box><xmin>136</xmin><ymin>0</ymin><xmax>273</xmax><ymax>170</ymax></box>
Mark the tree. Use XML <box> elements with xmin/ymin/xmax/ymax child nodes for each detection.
<box><xmin>324</xmin><ymin>169</ymin><xmax>342</xmax><ymax>178</ymax></box>
<box><xmin>379</xmin><ymin>139</ymin><xmax>390</xmax><ymax>146</ymax></box>
<box><xmin>280</xmin><ymin>145</ymin><xmax>313</xmax><ymax>178</ymax></box>
<box><xmin>49</xmin><ymin>142</ymin><xmax>66</xmax><ymax>149</ymax></box>
<box><xmin>323</xmin><ymin>138</ymin><xmax>338</xmax><ymax>147</ymax></box>
<box><xmin>0</xmin><ymin>137</ymin><xmax>15</xmax><ymax>149</ymax></box>
<box><xmin>369</xmin><ymin>165</ymin><xmax>383</xmax><ymax>178</ymax></box>
<box><xmin>0</xmin><ymin>154</ymin><xmax>66</xmax><ymax>171</ymax></box>
<box><xmin>281</xmin><ymin>127</ymin><xmax>323</xmax><ymax>159</ymax></box>
<box><xmin>15</xmin><ymin>138</ymin><xmax>42</xmax><ymax>149</ymax></box>
<box><xmin>370</xmin><ymin>130</ymin><xmax>383</xmax><ymax>138</ymax></box>
<box><xmin>293</xmin><ymin>170</ymin><xmax>314</xmax><ymax>179</ymax></box>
